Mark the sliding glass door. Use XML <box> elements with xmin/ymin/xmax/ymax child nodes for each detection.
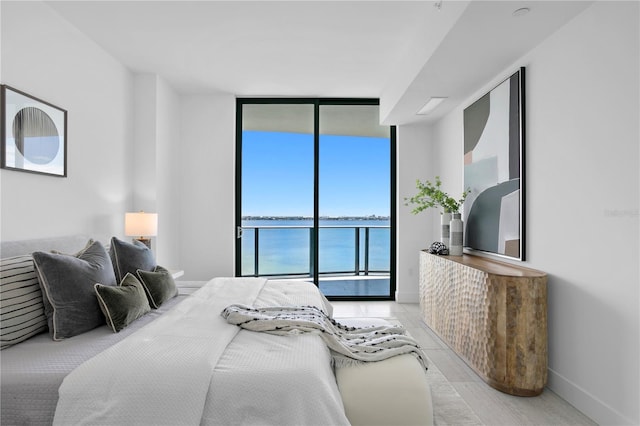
<box><xmin>236</xmin><ymin>99</ymin><xmax>395</xmax><ymax>300</ymax></box>
<box><xmin>237</xmin><ymin>103</ymin><xmax>315</xmax><ymax>278</ymax></box>
<box><xmin>317</xmin><ymin>104</ymin><xmax>392</xmax><ymax>297</ymax></box>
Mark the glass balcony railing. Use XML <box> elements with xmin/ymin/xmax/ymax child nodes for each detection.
<box><xmin>240</xmin><ymin>225</ymin><xmax>390</xmax><ymax>278</ymax></box>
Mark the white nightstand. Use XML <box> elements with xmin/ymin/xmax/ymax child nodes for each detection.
<box><xmin>169</xmin><ymin>270</ymin><xmax>184</xmax><ymax>279</ymax></box>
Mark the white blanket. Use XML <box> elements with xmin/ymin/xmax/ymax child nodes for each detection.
<box><xmin>53</xmin><ymin>278</ymin><xmax>349</xmax><ymax>426</ymax></box>
<box><xmin>222</xmin><ymin>304</ymin><xmax>428</xmax><ymax>370</ymax></box>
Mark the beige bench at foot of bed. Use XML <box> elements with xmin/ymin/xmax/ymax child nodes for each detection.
<box><xmin>335</xmin><ymin>318</ymin><xmax>434</xmax><ymax>426</ymax></box>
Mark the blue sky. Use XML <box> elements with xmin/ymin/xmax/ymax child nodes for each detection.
<box><xmin>242</xmin><ymin>131</ymin><xmax>390</xmax><ymax>217</ymax></box>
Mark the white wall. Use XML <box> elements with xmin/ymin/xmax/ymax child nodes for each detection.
<box><xmin>395</xmin><ymin>114</ymin><xmax>469</xmax><ymax>302</ymax></box>
<box><xmin>396</xmin><ymin>122</ymin><xmax>436</xmax><ymax>302</ymax></box>
<box><xmin>154</xmin><ymin>77</ymin><xmax>181</xmax><ymax>268</ymax></box>
<box><xmin>424</xmin><ymin>2</ymin><xmax>639</xmax><ymax>424</ymax></box>
<box><xmin>0</xmin><ymin>1</ymin><xmax>133</xmax><ymax>244</ymax></box>
<box><xmin>132</xmin><ymin>74</ymin><xmax>181</xmax><ymax>268</ymax></box>
<box><xmin>132</xmin><ymin>75</ymin><xmax>158</xmax><ymax>212</ymax></box>
<box><xmin>178</xmin><ymin>95</ymin><xmax>236</xmax><ymax>280</ymax></box>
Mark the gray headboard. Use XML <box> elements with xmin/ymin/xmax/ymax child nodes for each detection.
<box><xmin>0</xmin><ymin>235</ymin><xmax>91</xmax><ymax>258</ymax></box>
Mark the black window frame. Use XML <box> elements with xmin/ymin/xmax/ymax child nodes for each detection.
<box><xmin>235</xmin><ymin>98</ymin><xmax>396</xmax><ymax>301</ymax></box>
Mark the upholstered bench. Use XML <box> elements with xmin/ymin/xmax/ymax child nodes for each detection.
<box><xmin>335</xmin><ymin>318</ymin><xmax>434</xmax><ymax>426</ymax></box>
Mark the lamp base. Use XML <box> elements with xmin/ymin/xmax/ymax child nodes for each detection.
<box><xmin>133</xmin><ymin>238</ymin><xmax>151</xmax><ymax>249</ymax></box>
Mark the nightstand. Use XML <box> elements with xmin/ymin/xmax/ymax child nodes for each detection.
<box><xmin>170</xmin><ymin>270</ymin><xmax>184</xmax><ymax>279</ymax></box>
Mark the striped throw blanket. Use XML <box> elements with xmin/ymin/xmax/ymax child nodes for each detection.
<box><xmin>221</xmin><ymin>304</ymin><xmax>428</xmax><ymax>370</ymax></box>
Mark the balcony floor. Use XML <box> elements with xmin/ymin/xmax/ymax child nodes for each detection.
<box><xmin>318</xmin><ymin>276</ymin><xmax>390</xmax><ymax>297</ymax></box>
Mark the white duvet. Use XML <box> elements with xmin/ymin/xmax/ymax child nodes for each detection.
<box><xmin>53</xmin><ymin>278</ymin><xmax>349</xmax><ymax>426</ymax></box>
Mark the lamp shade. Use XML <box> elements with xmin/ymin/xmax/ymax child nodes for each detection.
<box><xmin>125</xmin><ymin>212</ymin><xmax>158</xmax><ymax>237</ymax></box>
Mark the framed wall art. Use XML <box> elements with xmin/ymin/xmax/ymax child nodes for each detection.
<box><xmin>463</xmin><ymin>67</ymin><xmax>525</xmax><ymax>260</ymax></box>
<box><xmin>1</xmin><ymin>85</ymin><xmax>67</xmax><ymax>177</ymax></box>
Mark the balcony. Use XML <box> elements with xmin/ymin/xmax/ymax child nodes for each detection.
<box><xmin>239</xmin><ymin>224</ymin><xmax>391</xmax><ymax>297</ymax></box>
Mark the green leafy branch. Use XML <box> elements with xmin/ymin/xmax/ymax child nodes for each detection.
<box><xmin>405</xmin><ymin>176</ymin><xmax>470</xmax><ymax>214</ymax></box>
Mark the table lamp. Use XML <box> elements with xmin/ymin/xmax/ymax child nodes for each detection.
<box><xmin>125</xmin><ymin>211</ymin><xmax>158</xmax><ymax>249</ymax></box>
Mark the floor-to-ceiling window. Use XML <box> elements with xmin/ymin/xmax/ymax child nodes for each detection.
<box><xmin>235</xmin><ymin>99</ymin><xmax>396</xmax><ymax>300</ymax></box>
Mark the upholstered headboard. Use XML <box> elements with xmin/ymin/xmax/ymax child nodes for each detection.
<box><xmin>0</xmin><ymin>235</ymin><xmax>90</xmax><ymax>258</ymax></box>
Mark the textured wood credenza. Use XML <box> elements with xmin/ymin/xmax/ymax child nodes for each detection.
<box><xmin>419</xmin><ymin>251</ymin><xmax>548</xmax><ymax>396</ymax></box>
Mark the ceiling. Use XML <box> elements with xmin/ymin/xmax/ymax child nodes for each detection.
<box><xmin>45</xmin><ymin>0</ymin><xmax>593</xmax><ymax>125</ymax></box>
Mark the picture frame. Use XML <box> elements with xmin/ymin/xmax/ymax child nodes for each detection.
<box><xmin>463</xmin><ymin>67</ymin><xmax>525</xmax><ymax>260</ymax></box>
<box><xmin>1</xmin><ymin>85</ymin><xmax>67</xmax><ymax>177</ymax></box>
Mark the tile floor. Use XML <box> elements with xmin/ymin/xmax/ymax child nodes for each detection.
<box><xmin>331</xmin><ymin>300</ymin><xmax>597</xmax><ymax>426</ymax></box>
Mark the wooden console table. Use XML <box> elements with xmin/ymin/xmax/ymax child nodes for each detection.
<box><xmin>419</xmin><ymin>251</ymin><xmax>548</xmax><ymax>396</ymax></box>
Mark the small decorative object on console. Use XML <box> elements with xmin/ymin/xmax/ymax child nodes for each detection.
<box><xmin>449</xmin><ymin>213</ymin><xmax>463</xmax><ymax>256</ymax></box>
<box><xmin>405</xmin><ymin>176</ymin><xmax>469</xmax><ymax>215</ymax></box>
<box><xmin>427</xmin><ymin>241</ymin><xmax>449</xmax><ymax>255</ymax></box>
<box><xmin>405</xmin><ymin>176</ymin><xmax>470</xmax><ymax>250</ymax></box>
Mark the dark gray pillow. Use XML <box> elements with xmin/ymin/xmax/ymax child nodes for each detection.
<box><xmin>109</xmin><ymin>237</ymin><xmax>156</xmax><ymax>283</ymax></box>
<box><xmin>95</xmin><ymin>273</ymin><xmax>151</xmax><ymax>332</ymax></box>
<box><xmin>136</xmin><ymin>265</ymin><xmax>178</xmax><ymax>309</ymax></box>
<box><xmin>32</xmin><ymin>240</ymin><xmax>117</xmax><ymax>341</ymax></box>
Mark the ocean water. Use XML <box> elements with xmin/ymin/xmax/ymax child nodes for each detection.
<box><xmin>240</xmin><ymin>219</ymin><xmax>390</xmax><ymax>276</ymax></box>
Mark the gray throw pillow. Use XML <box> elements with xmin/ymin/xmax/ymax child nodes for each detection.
<box><xmin>95</xmin><ymin>273</ymin><xmax>151</xmax><ymax>332</ymax></box>
<box><xmin>32</xmin><ymin>240</ymin><xmax>117</xmax><ymax>341</ymax></box>
<box><xmin>136</xmin><ymin>265</ymin><xmax>178</xmax><ymax>309</ymax></box>
<box><xmin>109</xmin><ymin>237</ymin><xmax>156</xmax><ymax>283</ymax></box>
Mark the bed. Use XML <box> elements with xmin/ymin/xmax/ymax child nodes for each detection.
<box><xmin>1</xmin><ymin>235</ymin><xmax>433</xmax><ymax>425</ymax></box>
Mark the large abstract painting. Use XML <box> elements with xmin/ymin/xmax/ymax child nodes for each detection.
<box><xmin>1</xmin><ymin>85</ymin><xmax>67</xmax><ymax>177</ymax></box>
<box><xmin>463</xmin><ymin>68</ymin><xmax>525</xmax><ymax>260</ymax></box>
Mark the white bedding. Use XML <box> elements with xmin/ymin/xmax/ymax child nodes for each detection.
<box><xmin>0</xmin><ymin>289</ymin><xmax>192</xmax><ymax>425</ymax></box>
<box><xmin>53</xmin><ymin>277</ymin><xmax>349</xmax><ymax>426</ymax></box>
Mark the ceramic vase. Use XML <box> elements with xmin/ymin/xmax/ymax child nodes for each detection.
<box><xmin>449</xmin><ymin>213</ymin><xmax>463</xmax><ymax>256</ymax></box>
<box><xmin>441</xmin><ymin>211</ymin><xmax>452</xmax><ymax>248</ymax></box>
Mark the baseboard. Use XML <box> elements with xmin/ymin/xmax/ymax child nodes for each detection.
<box><xmin>395</xmin><ymin>290</ymin><xmax>419</xmax><ymax>304</ymax></box>
<box><xmin>547</xmin><ymin>368</ymin><xmax>635</xmax><ymax>425</ymax></box>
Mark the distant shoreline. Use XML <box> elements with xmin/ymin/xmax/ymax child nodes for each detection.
<box><xmin>242</xmin><ymin>215</ymin><xmax>390</xmax><ymax>221</ymax></box>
